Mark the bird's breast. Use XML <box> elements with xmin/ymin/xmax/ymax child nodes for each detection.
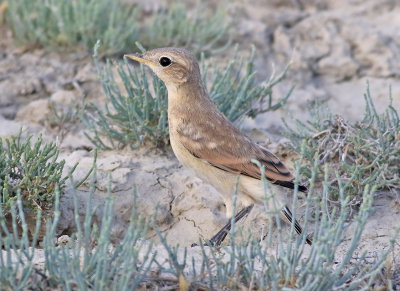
<box><xmin>169</xmin><ymin>128</ymin><xmax>199</xmax><ymax>170</ymax></box>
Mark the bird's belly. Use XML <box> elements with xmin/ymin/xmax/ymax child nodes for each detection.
<box><xmin>169</xmin><ymin>133</ymin><xmax>275</xmax><ymax>217</ymax></box>
<box><xmin>169</xmin><ymin>133</ymin><xmax>234</xmax><ymax>191</ymax></box>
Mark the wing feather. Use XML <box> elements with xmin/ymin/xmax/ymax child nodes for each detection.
<box><xmin>176</xmin><ymin>119</ymin><xmax>307</xmax><ymax>193</ymax></box>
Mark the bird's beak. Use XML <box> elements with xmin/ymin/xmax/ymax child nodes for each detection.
<box><xmin>124</xmin><ymin>53</ymin><xmax>156</xmax><ymax>67</ymax></box>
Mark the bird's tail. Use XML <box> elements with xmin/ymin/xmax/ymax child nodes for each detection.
<box><xmin>280</xmin><ymin>206</ymin><xmax>313</xmax><ymax>245</ymax></box>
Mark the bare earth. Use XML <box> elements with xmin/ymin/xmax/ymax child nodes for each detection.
<box><xmin>0</xmin><ymin>0</ymin><xmax>399</xmax><ymax>276</ymax></box>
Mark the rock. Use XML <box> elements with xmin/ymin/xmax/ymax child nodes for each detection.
<box><xmin>75</xmin><ymin>63</ymin><xmax>98</xmax><ymax>83</ymax></box>
<box><xmin>16</xmin><ymin>75</ymin><xmax>42</xmax><ymax>96</ymax></box>
<box><xmin>1</xmin><ymin>248</ymin><xmax>46</xmax><ymax>270</ymax></box>
<box><xmin>278</xmin><ymin>15</ymin><xmax>334</xmax><ymax>60</ymax></box>
<box><xmin>50</xmin><ymin>90</ymin><xmax>77</xmax><ymax>105</ymax></box>
<box><xmin>60</xmin><ymin>130</ymin><xmax>92</xmax><ymax>150</ymax></box>
<box><xmin>0</xmin><ymin>115</ymin><xmax>23</xmax><ymax>139</ymax></box>
<box><xmin>0</xmin><ymin>54</ymin><xmax>22</xmax><ymax>77</ymax></box>
<box><xmin>237</xmin><ymin>19</ymin><xmax>268</xmax><ymax>45</ymax></box>
<box><xmin>0</xmin><ymin>104</ymin><xmax>19</xmax><ymax>119</ymax></box>
<box><xmin>0</xmin><ymin>81</ymin><xmax>18</xmax><ymax>106</ymax></box>
<box><xmin>341</xmin><ymin>20</ymin><xmax>400</xmax><ymax>78</ymax></box>
<box><xmin>15</xmin><ymin>98</ymin><xmax>50</xmax><ymax>123</ymax></box>
<box><xmin>61</xmin><ymin>150</ymin><xmax>94</xmax><ymax>181</ymax></box>
<box><xmin>324</xmin><ymin>77</ymin><xmax>400</xmax><ymax>120</ymax></box>
<box><xmin>18</xmin><ymin>51</ymin><xmax>42</xmax><ymax>66</ymax></box>
<box><xmin>274</xmin><ymin>10</ymin><xmax>309</xmax><ymax>28</ymax></box>
<box><xmin>56</xmin><ymin>148</ymin><xmax>229</xmax><ymax>245</ymax></box>
<box><xmin>317</xmin><ymin>38</ymin><xmax>359</xmax><ymax>81</ymax></box>
<box><xmin>0</xmin><ymin>79</ymin><xmax>24</xmax><ymax>104</ymax></box>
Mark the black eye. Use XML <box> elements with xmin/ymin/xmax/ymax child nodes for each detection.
<box><xmin>159</xmin><ymin>57</ymin><xmax>172</xmax><ymax>67</ymax></box>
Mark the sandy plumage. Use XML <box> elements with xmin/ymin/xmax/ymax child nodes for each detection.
<box><xmin>125</xmin><ymin>48</ymin><xmax>312</xmax><ymax>245</ymax></box>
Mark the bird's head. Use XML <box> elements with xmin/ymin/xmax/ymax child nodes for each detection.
<box><xmin>124</xmin><ymin>47</ymin><xmax>201</xmax><ymax>89</ymax></box>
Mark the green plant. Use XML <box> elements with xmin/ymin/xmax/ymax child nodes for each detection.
<box><xmin>204</xmin><ymin>45</ymin><xmax>293</xmax><ymax>122</ymax></box>
<box><xmin>0</xmin><ymin>130</ymin><xmax>77</xmax><ymax>215</ymax></box>
<box><xmin>1</xmin><ymin>151</ymin><xmax>397</xmax><ymax>289</ymax></box>
<box><xmin>143</xmin><ymin>2</ymin><xmax>231</xmax><ymax>55</ymax></box>
<box><xmin>0</xmin><ymin>186</ymin><xmax>156</xmax><ymax>289</ymax></box>
<box><xmin>84</xmin><ymin>44</ymin><xmax>292</xmax><ymax>149</ymax></box>
<box><xmin>5</xmin><ymin>0</ymin><xmax>232</xmax><ymax>56</ymax></box>
<box><xmin>83</xmin><ymin>51</ymin><xmax>169</xmax><ymax>150</ymax></box>
<box><xmin>156</xmin><ymin>152</ymin><xmax>398</xmax><ymax>290</ymax></box>
<box><xmin>6</xmin><ymin>0</ymin><xmax>139</xmax><ymax>55</ymax></box>
<box><xmin>47</xmin><ymin>96</ymin><xmax>91</xmax><ymax>142</ymax></box>
<box><xmin>284</xmin><ymin>84</ymin><xmax>400</xmax><ymax>207</ymax></box>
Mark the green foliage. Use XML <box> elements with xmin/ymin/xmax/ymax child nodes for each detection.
<box><xmin>0</xmin><ymin>154</ymin><xmax>396</xmax><ymax>289</ymax></box>
<box><xmin>143</xmin><ymin>2</ymin><xmax>230</xmax><ymax>55</ymax></box>
<box><xmin>84</xmin><ymin>45</ymin><xmax>291</xmax><ymax>149</ymax></box>
<box><xmin>83</xmin><ymin>53</ymin><xmax>169</xmax><ymax>149</ymax></box>
<box><xmin>0</xmin><ymin>131</ymin><xmax>76</xmax><ymax>215</ymax></box>
<box><xmin>5</xmin><ymin>0</ymin><xmax>230</xmax><ymax>55</ymax></box>
<box><xmin>6</xmin><ymin>0</ymin><xmax>139</xmax><ymax>54</ymax></box>
<box><xmin>0</xmin><ymin>187</ymin><xmax>155</xmax><ymax>289</ymax></box>
<box><xmin>204</xmin><ymin>45</ymin><xmax>292</xmax><ymax>122</ymax></box>
<box><xmin>47</xmin><ymin>96</ymin><xmax>91</xmax><ymax>142</ymax></box>
<box><xmin>178</xmin><ymin>167</ymin><xmax>387</xmax><ymax>290</ymax></box>
<box><xmin>284</xmin><ymin>84</ymin><xmax>400</xmax><ymax>206</ymax></box>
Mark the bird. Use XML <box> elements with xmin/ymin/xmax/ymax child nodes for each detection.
<box><xmin>125</xmin><ymin>47</ymin><xmax>312</xmax><ymax>246</ymax></box>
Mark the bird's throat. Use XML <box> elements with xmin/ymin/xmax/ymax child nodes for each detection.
<box><xmin>168</xmin><ymin>80</ymin><xmax>211</xmax><ymax>107</ymax></box>
<box><xmin>167</xmin><ymin>80</ymin><xmax>216</xmax><ymax>132</ymax></box>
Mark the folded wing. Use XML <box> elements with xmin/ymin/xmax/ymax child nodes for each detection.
<box><xmin>176</xmin><ymin>119</ymin><xmax>308</xmax><ymax>193</ymax></box>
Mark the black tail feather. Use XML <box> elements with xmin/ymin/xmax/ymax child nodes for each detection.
<box><xmin>273</xmin><ymin>180</ymin><xmax>308</xmax><ymax>193</ymax></box>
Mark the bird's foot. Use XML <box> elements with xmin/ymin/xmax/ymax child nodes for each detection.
<box><xmin>306</xmin><ymin>232</ymin><xmax>313</xmax><ymax>245</ymax></box>
<box><xmin>191</xmin><ymin>204</ymin><xmax>254</xmax><ymax>247</ymax></box>
<box><xmin>191</xmin><ymin>225</ymin><xmax>229</xmax><ymax>247</ymax></box>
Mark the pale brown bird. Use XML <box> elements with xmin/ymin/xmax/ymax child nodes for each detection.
<box><xmin>125</xmin><ymin>48</ymin><xmax>312</xmax><ymax>246</ymax></box>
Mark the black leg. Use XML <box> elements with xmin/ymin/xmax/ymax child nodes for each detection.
<box><xmin>191</xmin><ymin>204</ymin><xmax>254</xmax><ymax>247</ymax></box>
<box><xmin>281</xmin><ymin>206</ymin><xmax>313</xmax><ymax>245</ymax></box>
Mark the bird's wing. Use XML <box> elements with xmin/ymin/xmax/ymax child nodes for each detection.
<box><xmin>176</xmin><ymin>118</ymin><xmax>307</xmax><ymax>192</ymax></box>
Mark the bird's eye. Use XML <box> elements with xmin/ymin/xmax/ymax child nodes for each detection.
<box><xmin>159</xmin><ymin>57</ymin><xmax>172</xmax><ymax>67</ymax></box>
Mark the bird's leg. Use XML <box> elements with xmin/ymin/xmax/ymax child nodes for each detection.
<box><xmin>191</xmin><ymin>204</ymin><xmax>254</xmax><ymax>247</ymax></box>
<box><xmin>280</xmin><ymin>206</ymin><xmax>313</xmax><ymax>245</ymax></box>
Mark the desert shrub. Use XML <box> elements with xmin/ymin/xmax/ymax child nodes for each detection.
<box><xmin>5</xmin><ymin>0</ymin><xmax>230</xmax><ymax>55</ymax></box>
<box><xmin>158</xmin><ymin>164</ymin><xmax>393</xmax><ymax>290</ymax></box>
<box><xmin>0</xmin><ymin>153</ymin><xmax>396</xmax><ymax>289</ymax></box>
<box><xmin>0</xmin><ymin>186</ymin><xmax>155</xmax><ymax>289</ymax></box>
<box><xmin>203</xmin><ymin>46</ymin><xmax>293</xmax><ymax>122</ymax></box>
<box><xmin>82</xmin><ymin>43</ymin><xmax>169</xmax><ymax>149</ymax></box>
<box><xmin>143</xmin><ymin>2</ymin><xmax>230</xmax><ymax>55</ymax></box>
<box><xmin>83</xmin><ymin>44</ymin><xmax>292</xmax><ymax>149</ymax></box>
<box><xmin>6</xmin><ymin>0</ymin><xmax>139</xmax><ymax>54</ymax></box>
<box><xmin>47</xmin><ymin>97</ymin><xmax>91</xmax><ymax>142</ymax></box>
<box><xmin>0</xmin><ymin>131</ymin><xmax>77</xmax><ymax>216</ymax></box>
<box><xmin>284</xmin><ymin>84</ymin><xmax>400</xmax><ymax>207</ymax></box>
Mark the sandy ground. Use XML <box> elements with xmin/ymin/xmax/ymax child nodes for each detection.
<box><xmin>0</xmin><ymin>0</ymin><xmax>399</xmax><ymax>282</ymax></box>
